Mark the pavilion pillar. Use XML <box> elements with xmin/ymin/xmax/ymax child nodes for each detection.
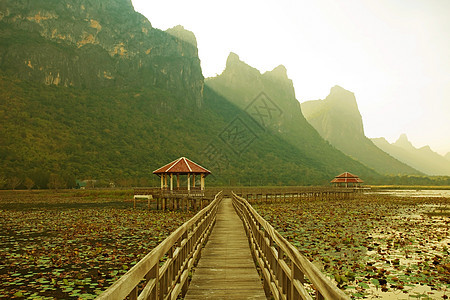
<box><xmin>170</xmin><ymin>174</ymin><xmax>173</xmax><ymax>191</ymax></box>
<box><xmin>164</xmin><ymin>174</ymin><xmax>168</xmax><ymax>189</ymax></box>
<box><xmin>160</xmin><ymin>175</ymin><xmax>164</xmax><ymax>189</ymax></box>
<box><xmin>193</xmin><ymin>174</ymin><xmax>196</xmax><ymax>188</ymax></box>
<box><xmin>187</xmin><ymin>173</ymin><xmax>191</xmax><ymax>192</ymax></box>
<box><xmin>200</xmin><ymin>173</ymin><xmax>205</xmax><ymax>191</ymax></box>
<box><xmin>177</xmin><ymin>174</ymin><xmax>180</xmax><ymax>189</ymax></box>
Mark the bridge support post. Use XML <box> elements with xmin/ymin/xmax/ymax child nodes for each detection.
<box><xmin>187</xmin><ymin>174</ymin><xmax>191</xmax><ymax>194</ymax></box>
<box><xmin>200</xmin><ymin>173</ymin><xmax>205</xmax><ymax>191</ymax></box>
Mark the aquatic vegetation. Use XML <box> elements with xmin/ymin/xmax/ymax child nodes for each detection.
<box><xmin>0</xmin><ymin>190</ymin><xmax>195</xmax><ymax>299</ymax></box>
<box><xmin>254</xmin><ymin>194</ymin><xmax>450</xmax><ymax>299</ymax></box>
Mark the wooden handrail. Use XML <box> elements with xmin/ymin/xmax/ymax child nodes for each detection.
<box><xmin>97</xmin><ymin>191</ymin><xmax>223</xmax><ymax>300</ymax></box>
<box><xmin>134</xmin><ymin>187</ymin><xmax>206</xmax><ymax>197</ymax></box>
<box><xmin>232</xmin><ymin>192</ymin><xmax>349</xmax><ymax>300</ymax></box>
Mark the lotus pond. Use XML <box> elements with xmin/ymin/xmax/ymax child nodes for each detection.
<box><xmin>0</xmin><ymin>190</ymin><xmax>195</xmax><ymax>299</ymax></box>
<box><xmin>254</xmin><ymin>194</ymin><xmax>450</xmax><ymax>299</ymax></box>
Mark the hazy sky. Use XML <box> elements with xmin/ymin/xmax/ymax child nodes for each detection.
<box><xmin>132</xmin><ymin>0</ymin><xmax>450</xmax><ymax>155</ymax></box>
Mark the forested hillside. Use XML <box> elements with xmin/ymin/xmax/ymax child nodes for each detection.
<box><xmin>0</xmin><ymin>75</ymin><xmax>382</xmax><ymax>188</ymax></box>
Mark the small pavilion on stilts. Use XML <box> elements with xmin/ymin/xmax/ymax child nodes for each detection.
<box><xmin>153</xmin><ymin>157</ymin><xmax>211</xmax><ymax>196</ymax></box>
<box><xmin>330</xmin><ymin>172</ymin><xmax>364</xmax><ymax>188</ymax></box>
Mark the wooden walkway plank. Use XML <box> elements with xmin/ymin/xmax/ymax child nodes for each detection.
<box><xmin>184</xmin><ymin>198</ymin><xmax>266</xmax><ymax>300</ymax></box>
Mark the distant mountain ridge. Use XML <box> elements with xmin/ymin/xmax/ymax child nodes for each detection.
<box><xmin>206</xmin><ymin>53</ymin><xmax>380</xmax><ymax>181</ymax></box>
<box><xmin>372</xmin><ymin>134</ymin><xmax>450</xmax><ymax>176</ymax></box>
<box><xmin>301</xmin><ymin>86</ymin><xmax>420</xmax><ymax>175</ymax></box>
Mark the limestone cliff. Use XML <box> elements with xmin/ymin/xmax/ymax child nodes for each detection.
<box><xmin>302</xmin><ymin>87</ymin><xmax>420</xmax><ymax>175</ymax></box>
<box><xmin>0</xmin><ymin>0</ymin><xmax>204</xmax><ymax>106</ymax></box>
<box><xmin>206</xmin><ymin>52</ymin><xmax>307</xmax><ymax>134</ymax></box>
<box><xmin>302</xmin><ymin>86</ymin><xmax>364</xmax><ymax>141</ymax></box>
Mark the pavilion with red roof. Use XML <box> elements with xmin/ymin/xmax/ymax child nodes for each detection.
<box><xmin>153</xmin><ymin>157</ymin><xmax>211</xmax><ymax>193</ymax></box>
<box><xmin>331</xmin><ymin>172</ymin><xmax>364</xmax><ymax>188</ymax></box>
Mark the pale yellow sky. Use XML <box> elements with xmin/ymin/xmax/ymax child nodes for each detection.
<box><xmin>132</xmin><ymin>0</ymin><xmax>450</xmax><ymax>155</ymax></box>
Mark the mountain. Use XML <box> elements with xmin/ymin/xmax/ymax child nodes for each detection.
<box><xmin>372</xmin><ymin>135</ymin><xmax>450</xmax><ymax>176</ymax></box>
<box><xmin>301</xmin><ymin>86</ymin><xmax>420</xmax><ymax>175</ymax></box>
<box><xmin>0</xmin><ymin>0</ymin><xmax>382</xmax><ymax>188</ymax></box>
<box><xmin>445</xmin><ymin>153</ymin><xmax>450</xmax><ymax>162</ymax></box>
<box><xmin>0</xmin><ymin>0</ymin><xmax>204</xmax><ymax>106</ymax></box>
<box><xmin>206</xmin><ymin>53</ymin><xmax>379</xmax><ymax>181</ymax></box>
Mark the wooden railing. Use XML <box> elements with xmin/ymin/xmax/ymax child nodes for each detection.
<box><xmin>97</xmin><ymin>191</ymin><xmax>223</xmax><ymax>300</ymax></box>
<box><xmin>231</xmin><ymin>187</ymin><xmax>357</xmax><ymax>203</ymax></box>
<box><xmin>133</xmin><ymin>188</ymin><xmax>216</xmax><ymax>211</ymax></box>
<box><xmin>134</xmin><ymin>187</ymin><xmax>211</xmax><ymax>198</ymax></box>
<box><xmin>232</xmin><ymin>192</ymin><xmax>349</xmax><ymax>300</ymax></box>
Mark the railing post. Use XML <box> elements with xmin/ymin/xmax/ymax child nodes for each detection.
<box><xmin>128</xmin><ymin>286</ymin><xmax>138</xmax><ymax>300</ymax></box>
<box><xmin>145</xmin><ymin>263</ymin><xmax>159</xmax><ymax>299</ymax></box>
<box><xmin>316</xmin><ymin>290</ymin><xmax>325</xmax><ymax>300</ymax></box>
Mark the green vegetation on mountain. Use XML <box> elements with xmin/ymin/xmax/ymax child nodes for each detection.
<box><xmin>0</xmin><ymin>74</ymin><xmax>381</xmax><ymax>188</ymax></box>
<box><xmin>0</xmin><ymin>0</ymin><xmax>203</xmax><ymax>104</ymax></box>
<box><xmin>1</xmin><ymin>0</ymin><xmax>448</xmax><ymax>188</ymax></box>
<box><xmin>301</xmin><ymin>86</ymin><xmax>420</xmax><ymax>176</ymax></box>
<box><xmin>372</xmin><ymin>135</ymin><xmax>450</xmax><ymax>176</ymax></box>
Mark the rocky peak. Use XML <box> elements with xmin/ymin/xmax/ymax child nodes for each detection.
<box><xmin>394</xmin><ymin>134</ymin><xmax>415</xmax><ymax>150</ymax></box>
<box><xmin>327</xmin><ymin>85</ymin><xmax>359</xmax><ymax>112</ymax></box>
<box><xmin>226</xmin><ymin>52</ymin><xmax>241</xmax><ymax>67</ymax></box>
<box><xmin>302</xmin><ymin>85</ymin><xmax>364</xmax><ymax>139</ymax></box>
<box><xmin>265</xmin><ymin>64</ymin><xmax>288</xmax><ymax>79</ymax></box>
<box><xmin>206</xmin><ymin>52</ymin><xmax>306</xmax><ymax>134</ymax></box>
<box><xmin>214</xmin><ymin>52</ymin><xmax>262</xmax><ymax>87</ymax></box>
<box><xmin>165</xmin><ymin>25</ymin><xmax>197</xmax><ymax>47</ymax></box>
<box><xmin>224</xmin><ymin>52</ymin><xmax>260</xmax><ymax>75</ymax></box>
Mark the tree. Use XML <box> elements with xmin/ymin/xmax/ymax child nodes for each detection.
<box><xmin>29</xmin><ymin>169</ymin><xmax>50</xmax><ymax>189</ymax></box>
<box><xmin>0</xmin><ymin>175</ymin><xmax>7</xmax><ymax>189</ymax></box>
<box><xmin>48</xmin><ymin>174</ymin><xmax>66</xmax><ymax>190</ymax></box>
<box><xmin>8</xmin><ymin>177</ymin><xmax>22</xmax><ymax>190</ymax></box>
<box><xmin>24</xmin><ymin>177</ymin><xmax>35</xmax><ymax>190</ymax></box>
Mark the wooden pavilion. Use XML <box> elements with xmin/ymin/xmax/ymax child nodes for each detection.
<box><xmin>153</xmin><ymin>157</ymin><xmax>211</xmax><ymax>193</ymax></box>
<box><xmin>331</xmin><ymin>172</ymin><xmax>364</xmax><ymax>188</ymax></box>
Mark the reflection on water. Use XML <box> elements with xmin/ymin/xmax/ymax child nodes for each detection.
<box><xmin>368</xmin><ymin>189</ymin><xmax>450</xmax><ymax>198</ymax></box>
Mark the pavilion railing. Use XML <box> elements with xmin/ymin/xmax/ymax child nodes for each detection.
<box><xmin>232</xmin><ymin>192</ymin><xmax>349</xmax><ymax>300</ymax></box>
<box><xmin>134</xmin><ymin>187</ymin><xmax>208</xmax><ymax>198</ymax></box>
<box><xmin>97</xmin><ymin>191</ymin><xmax>223</xmax><ymax>300</ymax></box>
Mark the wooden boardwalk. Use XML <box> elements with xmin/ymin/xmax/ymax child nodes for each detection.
<box><xmin>98</xmin><ymin>191</ymin><xmax>349</xmax><ymax>300</ymax></box>
<box><xmin>185</xmin><ymin>198</ymin><xmax>266</xmax><ymax>299</ymax></box>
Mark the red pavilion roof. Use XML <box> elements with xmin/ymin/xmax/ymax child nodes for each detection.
<box><xmin>153</xmin><ymin>157</ymin><xmax>211</xmax><ymax>175</ymax></box>
<box><xmin>335</xmin><ymin>172</ymin><xmax>360</xmax><ymax>178</ymax></box>
<box><xmin>331</xmin><ymin>172</ymin><xmax>364</xmax><ymax>183</ymax></box>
